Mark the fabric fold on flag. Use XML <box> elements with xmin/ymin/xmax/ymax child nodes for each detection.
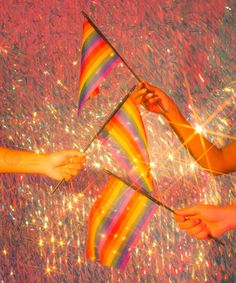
<box><xmin>86</xmin><ymin>177</ymin><xmax>156</xmax><ymax>270</ymax></box>
<box><xmin>86</xmin><ymin>96</ymin><xmax>157</xmax><ymax>269</ymax></box>
<box><xmin>78</xmin><ymin>19</ymin><xmax>120</xmax><ymax>115</ymax></box>
<box><xmin>98</xmin><ymin>96</ymin><xmax>154</xmax><ymax>192</ymax></box>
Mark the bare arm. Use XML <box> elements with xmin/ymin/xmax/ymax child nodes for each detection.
<box><xmin>134</xmin><ymin>82</ymin><xmax>236</xmax><ymax>175</ymax></box>
<box><xmin>0</xmin><ymin>147</ymin><xmax>86</xmax><ymax>180</ymax></box>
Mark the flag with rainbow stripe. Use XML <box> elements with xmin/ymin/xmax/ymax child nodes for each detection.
<box><xmin>86</xmin><ymin>177</ymin><xmax>156</xmax><ymax>270</ymax></box>
<box><xmin>99</xmin><ymin>96</ymin><xmax>153</xmax><ymax>192</ymax></box>
<box><xmin>86</xmin><ymin>97</ymin><xmax>156</xmax><ymax>269</ymax></box>
<box><xmin>78</xmin><ymin>19</ymin><xmax>120</xmax><ymax>115</ymax></box>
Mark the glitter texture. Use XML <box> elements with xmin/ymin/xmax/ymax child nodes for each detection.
<box><xmin>1</xmin><ymin>1</ymin><xmax>235</xmax><ymax>282</ymax></box>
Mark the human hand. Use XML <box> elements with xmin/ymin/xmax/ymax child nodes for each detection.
<box><xmin>132</xmin><ymin>81</ymin><xmax>175</xmax><ymax>115</ymax></box>
<box><xmin>42</xmin><ymin>150</ymin><xmax>86</xmax><ymax>181</ymax></box>
<box><xmin>174</xmin><ymin>204</ymin><xmax>234</xmax><ymax>240</ymax></box>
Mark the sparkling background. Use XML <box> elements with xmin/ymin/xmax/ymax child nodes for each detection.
<box><xmin>1</xmin><ymin>0</ymin><xmax>236</xmax><ymax>282</ymax></box>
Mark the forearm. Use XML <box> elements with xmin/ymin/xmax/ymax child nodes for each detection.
<box><xmin>162</xmin><ymin>106</ymin><xmax>226</xmax><ymax>175</ymax></box>
<box><xmin>0</xmin><ymin>147</ymin><xmax>47</xmax><ymax>175</ymax></box>
<box><xmin>139</xmin><ymin>81</ymin><xmax>236</xmax><ymax>174</ymax></box>
<box><xmin>223</xmin><ymin>204</ymin><xmax>236</xmax><ymax>231</ymax></box>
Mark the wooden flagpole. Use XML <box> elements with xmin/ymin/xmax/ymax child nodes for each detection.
<box><xmin>82</xmin><ymin>11</ymin><xmax>141</xmax><ymax>82</ymax></box>
<box><xmin>82</xmin><ymin>11</ymin><xmax>167</xmax><ymax>113</ymax></box>
<box><xmin>83</xmin><ymin>85</ymin><xmax>136</xmax><ymax>151</ymax></box>
<box><xmin>102</xmin><ymin>168</ymin><xmax>175</xmax><ymax>213</ymax></box>
<box><xmin>51</xmin><ymin>85</ymin><xmax>135</xmax><ymax>194</ymax></box>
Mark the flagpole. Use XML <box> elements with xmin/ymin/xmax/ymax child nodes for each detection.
<box><xmin>51</xmin><ymin>179</ymin><xmax>64</xmax><ymax>194</ymax></box>
<box><xmin>102</xmin><ymin>168</ymin><xmax>225</xmax><ymax>246</ymax></box>
<box><xmin>82</xmin><ymin>11</ymin><xmax>141</xmax><ymax>82</ymax></box>
<box><xmin>51</xmin><ymin>85</ymin><xmax>136</xmax><ymax>194</ymax></box>
<box><xmin>102</xmin><ymin>168</ymin><xmax>175</xmax><ymax>213</ymax></box>
<box><xmin>82</xmin><ymin>11</ymin><xmax>167</xmax><ymax>114</ymax></box>
<box><xmin>83</xmin><ymin>85</ymin><xmax>136</xmax><ymax>151</ymax></box>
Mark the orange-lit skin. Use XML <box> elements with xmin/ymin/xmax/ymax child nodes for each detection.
<box><xmin>134</xmin><ymin>81</ymin><xmax>236</xmax><ymax>240</ymax></box>
<box><xmin>0</xmin><ymin>147</ymin><xmax>86</xmax><ymax>181</ymax></box>
<box><xmin>134</xmin><ymin>81</ymin><xmax>236</xmax><ymax>175</ymax></box>
<box><xmin>174</xmin><ymin>204</ymin><xmax>236</xmax><ymax>239</ymax></box>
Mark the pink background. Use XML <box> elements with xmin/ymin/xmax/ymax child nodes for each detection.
<box><xmin>1</xmin><ymin>0</ymin><xmax>235</xmax><ymax>282</ymax></box>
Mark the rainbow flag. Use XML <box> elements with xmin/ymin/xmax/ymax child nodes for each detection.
<box><xmin>86</xmin><ymin>177</ymin><xmax>156</xmax><ymax>270</ymax></box>
<box><xmin>78</xmin><ymin>19</ymin><xmax>120</xmax><ymax>114</ymax></box>
<box><xmin>99</xmin><ymin>96</ymin><xmax>153</xmax><ymax>192</ymax></box>
<box><xmin>86</xmin><ymin>97</ymin><xmax>156</xmax><ymax>269</ymax></box>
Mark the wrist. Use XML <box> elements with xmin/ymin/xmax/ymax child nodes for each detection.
<box><xmin>163</xmin><ymin>102</ymin><xmax>180</xmax><ymax>122</ymax></box>
<box><xmin>36</xmin><ymin>153</ymin><xmax>50</xmax><ymax>176</ymax></box>
<box><xmin>224</xmin><ymin>205</ymin><xmax>236</xmax><ymax>231</ymax></box>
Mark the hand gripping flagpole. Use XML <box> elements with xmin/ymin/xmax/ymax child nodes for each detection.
<box><xmin>102</xmin><ymin>168</ymin><xmax>225</xmax><ymax>247</ymax></box>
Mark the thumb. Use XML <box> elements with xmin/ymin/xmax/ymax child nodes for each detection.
<box><xmin>175</xmin><ymin>206</ymin><xmax>200</xmax><ymax>217</ymax></box>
